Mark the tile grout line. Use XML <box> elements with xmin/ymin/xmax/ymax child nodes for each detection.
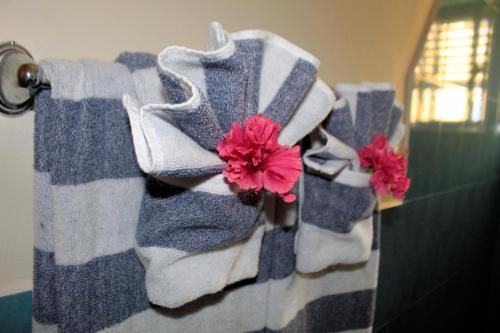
<box><xmin>402</xmin><ymin>176</ymin><xmax>500</xmax><ymax>205</ymax></box>
<box><xmin>374</xmin><ymin>269</ymin><xmax>462</xmax><ymax>332</ymax></box>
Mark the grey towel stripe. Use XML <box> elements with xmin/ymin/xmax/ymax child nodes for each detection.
<box><xmin>158</xmin><ymin>72</ymin><xmax>189</xmax><ymax>104</ymax></box>
<box><xmin>136</xmin><ymin>177</ymin><xmax>261</xmax><ymax>252</ymax></box>
<box><xmin>167</xmin><ymin>98</ymin><xmax>223</xmax><ymax>151</ymax></box>
<box><xmin>33</xmin><ymin>248</ymin><xmax>149</xmax><ymax>332</ymax></box>
<box><xmin>256</xmin><ymin>225</ymin><xmax>297</xmax><ymax>282</ymax></box>
<box><xmin>235</xmin><ymin>39</ymin><xmax>264</xmax><ymax>117</ymax></box>
<box><xmin>34</xmin><ymin>94</ymin><xmax>143</xmax><ymax>185</ymax></box>
<box><xmin>302</xmin><ymin>173</ymin><xmax>375</xmax><ymax>233</ymax></box>
<box><xmin>154</xmin><ymin>165</ymin><xmax>224</xmax><ymax>177</ymax></box>
<box><xmin>33</xmin><ymin>250</ymin><xmax>58</xmax><ymax>325</ymax></box>
<box><xmin>262</xmin><ymin>59</ymin><xmax>317</xmax><ymax>126</ymax></box>
<box><xmin>354</xmin><ymin>92</ymin><xmax>376</xmax><ymax>148</ymax></box>
<box><xmin>202</xmin><ymin>48</ymin><xmax>248</xmax><ymax>132</ymax></box>
<box><xmin>57</xmin><ymin>249</ymin><xmax>148</xmax><ymax>333</ymax></box>
<box><xmin>371</xmin><ymin>89</ymin><xmax>396</xmax><ymax>136</ymax></box>
<box><xmin>323</xmin><ymin>102</ymin><xmax>356</xmax><ymax>148</ymax></box>
<box><xmin>115</xmin><ymin>52</ymin><xmax>157</xmax><ymax>72</ymax></box>
<box><xmin>34</xmin><ymin>91</ymin><xmax>55</xmax><ymax>173</ymax></box>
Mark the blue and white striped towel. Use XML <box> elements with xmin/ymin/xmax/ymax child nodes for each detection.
<box><xmin>296</xmin><ymin>83</ymin><xmax>405</xmax><ymax>273</ymax></box>
<box><xmin>33</xmin><ymin>23</ymin><xmax>381</xmax><ymax>333</ymax></box>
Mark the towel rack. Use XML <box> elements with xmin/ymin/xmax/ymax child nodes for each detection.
<box><xmin>0</xmin><ymin>41</ymin><xmax>50</xmax><ymax>115</ymax></box>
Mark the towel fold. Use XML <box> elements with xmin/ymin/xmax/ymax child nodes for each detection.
<box><xmin>296</xmin><ymin>83</ymin><xmax>405</xmax><ymax>273</ymax></box>
<box><xmin>123</xmin><ymin>22</ymin><xmax>334</xmax><ymax>308</ymax></box>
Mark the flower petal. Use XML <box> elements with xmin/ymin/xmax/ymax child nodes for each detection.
<box><xmin>217</xmin><ymin>115</ymin><xmax>301</xmax><ymax>202</ymax></box>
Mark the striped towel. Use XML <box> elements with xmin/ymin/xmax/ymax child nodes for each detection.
<box><xmin>33</xmin><ymin>23</ymin><xmax>381</xmax><ymax>333</ymax></box>
<box><xmin>33</xmin><ymin>58</ymin><xmax>150</xmax><ymax>333</ymax></box>
<box><xmin>296</xmin><ymin>83</ymin><xmax>405</xmax><ymax>274</ymax></box>
<box><xmin>123</xmin><ymin>22</ymin><xmax>334</xmax><ymax>308</ymax></box>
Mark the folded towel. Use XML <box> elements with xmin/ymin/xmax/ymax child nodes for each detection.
<box><xmin>32</xmin><ymin>39</ymin><xmax>377</xmax><ymax>333</ymax></box>
<box><xmin>123</xmin><ymin>22</ymin><xmax>334</xmax><ymax>308</ymax></box>
<box><xmin>296</xmin><ymin>83</ymin><xmax>405</xmax><ymax>273</ymax></box>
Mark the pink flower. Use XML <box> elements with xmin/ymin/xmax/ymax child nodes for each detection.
<box><xmin>385</xmin><ymin>149</ymin><xmax>407</xmax><ymax>174</ymax></box>
<box><xmin>370</xmin><ymin>170</ymin><xmax>391</xmax><ymax>196</ymax></box>
<box><xmin>217</xmin><ymin>115</ymin><xmax>302</xmax><ymax>202</ymax></box>
<box><xmin>357</xmin><ymin>135</ymin><xmax>389</xmax><ymax>169</ymax></box>
<box><xmin>391</xmin><ymin>174</ymin><xmax>411</xmax><ymax>199</ymax></box>
<box><xmin>357</xmin><ymin>135</ymin><xmax>410</xmax><ymax>199</ymax></box>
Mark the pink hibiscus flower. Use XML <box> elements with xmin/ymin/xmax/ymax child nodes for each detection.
<box><xmin>217</xmin><ymin>115</ymin><xmax>302</xmax><ymax>202</ymax></box>
<box><xmin>357</xmin><ymin>135</ymin><xmax>410</xmax><ymax>199</ymax></box>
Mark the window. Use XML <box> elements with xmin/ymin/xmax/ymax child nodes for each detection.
<box><xmin>410</xmin><ymin>18</ymin><xmax>493</xmax><ymax>124</ymax></box>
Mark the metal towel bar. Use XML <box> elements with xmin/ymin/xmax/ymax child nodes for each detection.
<box><xmin>0</xmin><ymin>41</ymin><xmax>50</xmax><ymax>115</ymax></box>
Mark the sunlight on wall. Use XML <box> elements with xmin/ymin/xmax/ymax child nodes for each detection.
<box><xmin>410</xmin><ymin>18</ymin><xmax>493</xmax><ymax>123</ymax></box>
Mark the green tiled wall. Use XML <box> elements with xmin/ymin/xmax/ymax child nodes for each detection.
<box><xmin>374</xmin><ymin>1</ymin><xmax>500</xmax><ymax>331</ymax></box>
<box><xmin>374</xmin><ymin>150</ymin><xmax>499</xmax><ymax>332</ymax></box>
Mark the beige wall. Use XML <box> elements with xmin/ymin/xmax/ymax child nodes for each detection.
<box><xmin>0</xmin><ymin>0</ymin><xmax>435</xmax><ymax>296</ymax></box>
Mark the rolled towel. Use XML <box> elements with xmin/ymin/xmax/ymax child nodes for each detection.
<box><xmin>123</xmin><ymin>22</ymin><xmax>334</xmax><ymax>308</ymax></box>
<box><xmin>296</xmin><ymin>83</ymin><xmax>405</xmax><ymax>273</ymax></box>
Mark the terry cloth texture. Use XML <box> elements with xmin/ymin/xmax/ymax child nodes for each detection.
<box><xmin>296</xmin><ymin>83</ymin><xmax>405</xmax><ymax>275</ymax></box>
<box><xmin>33</xmin><ymin>22</ymin><xmax>379</xmax><ymax>333</ymax></box>
<box><xmin>123</xmin><ymin>22</ymin><xmax>334</xmax><ymax>309</ymax></box>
